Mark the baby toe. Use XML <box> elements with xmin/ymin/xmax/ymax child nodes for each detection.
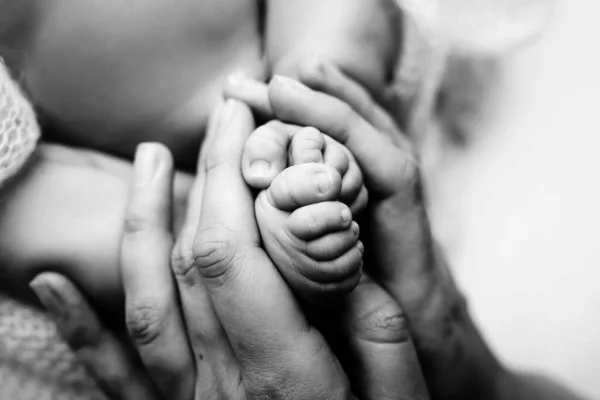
<box><xmin>289</xmin><ymin>127</ymin><xmax>325</xmax><ymax>165</ymax></box>
<box><xmin>267</xmin><ymin>163</ymin><xmax>341</xmax><ymax>212</ymax></box>
<box><xmin>243</xmin><ymin>122</ymin><xmax>295</xmax><ymax>189</ymax></box>
<box><xmin>323</xmin><ymin>135</ymin><xmax>350</xmax><ymax>178</ymax></box>
<box><xmin>340</xmin><ymin>158</ymin><xmax>368</xmax><ymax>214</ymax></box>
<box><xmin>286</xmin><ymin>201</ymin><xmax>352</xmax><ymax>241</ymax></box>
<box><xmin>297</xmin><ymin>241</ymin><xmax>364</xmax><ymax>292</ymax></box>
<box><xmin>305</xmin><ymin>221</ymin><xmax>360</xmax><ymax>261</ymax></box>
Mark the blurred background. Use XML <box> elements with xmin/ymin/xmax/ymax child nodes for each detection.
<box><xmin>427</xmin><ymin>0</ymin><xmax>600</xmax><ymax>398</ymax></box>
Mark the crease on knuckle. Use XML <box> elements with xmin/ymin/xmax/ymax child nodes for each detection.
<box><xmin>171</xmin><ymin>243</ymin><xmax>197</xmax><ymax>285</ymax></box>
<box><xmin>126</xmin><ymin>300</ymin><xmax>169</xmax><ymax>347</ymax></box>
<box><xmin>354</xmin><ymin>303</ymin><xmax>411</xmax><ymax>345</ymax></box>
<box><xmin>193</xmin><ymin>226</ymin><xmax>239</xmax><ymax>281</ymax></box>
<box><xmin>123</xmin><ymin>213</ymin><xmax>154</xmax><ymax>235</ymax></box>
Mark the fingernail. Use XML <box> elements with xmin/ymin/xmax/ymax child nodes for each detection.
<box><xmin>351</xmin><ymin>221</ymin><xmax>360</xmax><ymax>235</ymax></box>
<box><xmin>357</xmin><ymin>241</ymin><xmax>364</xmax><ymax>255</ymax></box>
<box><xmin>134</xmin><ymin>143</ymin><xmax>161</xmax><ymax>185</ymax></box>
<box><xmin>341</xmin><ymin>208</ymin><xmax>352</xmax><ymax>225</ymax></box>
<box><xmin>30</xmin><ymin>275</ymin><xmax>66</xmax><ymax>320</ymax></box>
<box><xmin>273</xmin><ymin>75</ymin><xmax>307</xmax><ymax>92</ymax></box>
<box><xmin>249</xmin><ymin>159</ymin><xmax>271</xmax><ymax>177</ymax></box>
<box><xmin>315</xmin><ymin>172</ymin><xmax>333</xmax><ymax>194</ymax></box>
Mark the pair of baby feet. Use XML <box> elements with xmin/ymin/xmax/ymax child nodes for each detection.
<box><xmin>242</xmin><ymin>120</ymin><xmax>367</xmax><ymax>302</ymax></box>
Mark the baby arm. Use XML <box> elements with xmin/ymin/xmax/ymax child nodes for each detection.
<box><xmin>264</xmin><ymin>0</ymin><xmax>400</xmax><ymax>94</ymax></box>
<box><xmin>242</xmin><ymin>121</ymin><xmax>367</xmax><ymax>302</ymax></box>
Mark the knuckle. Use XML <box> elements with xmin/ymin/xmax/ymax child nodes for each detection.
<box><xmin>355</xmin><ymin>302</ymin><xmax>411</xmax><ymax>345</ymax></box>
<box><xmin>171</xmin><ymin>242</ymin><xmax>198</xmax><ymax>286</ymax></box>
<box><xmin>126</xmin><ymin>300</ymin><xmax>169</xmax><ymax>346</ymax></box>
<box><xmin>193</xmin><ymin>226</ymin><xmax>239</xmax><ymax>280</ymax></box>
<box><xmin>123</xmin><ymin>213</ymin><xmax>154</xmax><ymax>235</ymax></box>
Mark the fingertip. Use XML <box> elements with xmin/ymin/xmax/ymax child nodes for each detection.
<box><xmin>268</xmin><ymin>75</ymin><xmax>312</xmax><ymax>116</ymax></box>
<box><xmin>30</xmin><ymin>271</ymin><xmax>67</xmax><ymax>291</ymax></box>
<box><xmin>133</xmin><ymin>142</ymin><xmax>174</xmax><ymax>186</ymax></box>
<box><xmin>223</xmin><ymin>74</ymin><xmax>273</xmax><ymax>118</ymax></box>
<box><xmin>296</xmin><ymin>56</ymin><xmax>327</xmax><ymax>83</ymax></box>
<box><xmin>205</xmin><ymin>100</ymin><xmax>255</xmax><ymax>171</ymax></box>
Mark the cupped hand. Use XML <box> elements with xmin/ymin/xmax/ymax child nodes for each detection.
<box><xmin>30</xmin><ymin>100</ymin><xmax>429</xmax><ymax>399</ymax></box>
<box><xmin>225</xmin><ymin>59</ymin><xmax>506</xmax><ymax>399</ymax></box>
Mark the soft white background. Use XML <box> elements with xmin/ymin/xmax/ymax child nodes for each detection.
<box><xmin>432</xmin><ymin>1</ymin><xmax>600</xmax><ymax>398</ymax></box>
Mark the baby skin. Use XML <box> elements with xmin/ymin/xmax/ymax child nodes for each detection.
<box><xmin>244</xmin><ymin>122</ymin><xmax>368</xmax><ymax>301</ymax></box>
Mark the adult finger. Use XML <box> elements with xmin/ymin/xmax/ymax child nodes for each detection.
<box><xmin>268</xmin><ymin>75</ymin><xmax>416</xmax><ymax>197</ymax></box>
<box><xmin>171</xmin><ymin>105</ymin><xmax>244</xmax><ymax>399</ymax></box>
<box><xmin>193</xmin><ymin>100</ymin><xmax>350</xmax><ymax>397</ymax></box>
<box><xmin>29</xmin><ymin>272</ymin><xmax>158</xmax><ymax>400</ymax></box>
<box><xmin>369</xmin><ymin>201</ymin><xmax>498</xmax><ymax>399</ymax></box>
<box><xmin>223</xmin><ymin>74</ymin><xmax>274</xmax><ymax>118</ymax></box>
<box><xmin>121</xmin><ymin>143</ymin><xmax>195</xmax><ymax>399</ymax></box>
<box><xmin>298</xmin><ymin>58</ymin><xmax>401</xmax><ymax>136</ymax></box>
<box><xmin>333</xmin><ymin>275</ymin><xmax>430</xmax><ymax>400</ymax></box>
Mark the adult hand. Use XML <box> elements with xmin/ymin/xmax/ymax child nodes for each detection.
<box><xmin>30</xmin><ymin>100</ymin><xmax>429</xmax><ymax>399</ymax></box>
<box><xmin>225</xmin><ymin>59</ymin><xmax>506</xmax><ymax>399</ymax></box>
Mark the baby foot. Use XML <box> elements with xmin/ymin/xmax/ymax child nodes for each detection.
<box><xmin>249</xmin><ymin>125</ymin><xmax>366</xmax><ymax>301</ymax></box>
<box><xmin>243</xmin><ymin>121</ymin><xmax>368</xmax><ymax>214</ymax></box>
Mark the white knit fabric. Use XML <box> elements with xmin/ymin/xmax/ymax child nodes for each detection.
<box><xmin>0</xmin><ymin>61</ymin><xmax>40</xmax><ymax>190</ymax></box>
<box><xmin>0</xmin><ymin>59</ymin><xmax>103</xmax><ymax>400</ymax></box>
